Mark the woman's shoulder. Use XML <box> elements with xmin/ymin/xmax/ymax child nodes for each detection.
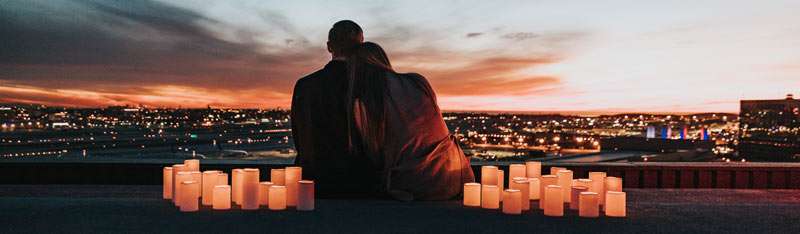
<box><xmin>392</xmin><ymin>72</ymin><xmax>436</xmax><ymax>100</ymax></box>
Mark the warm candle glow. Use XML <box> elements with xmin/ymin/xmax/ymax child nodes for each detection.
<box><xmin>481</xmin><ymin>166</ymin><xmax>498</xmax><ymax>185</ymax></box>
<box><xmin>574</xmin><ymin>178</ymin><xmax>593</xmax><ymax>190</ymax></box>
<box><xmin>163</xmin><ymin>167</ymin><xmax>172</xmax><ymax>199</ymax></box>
<box><xmin>497</xmin><ymin>170</ymin><xmax>505</xmax><ymax>201</ymax></box>
<box><xmin>605</xmin><ymin>191</ymin><xmax>627</xmax><ymax>217</ymax></box>
<box><xmin>538</xmin><ymin>175</ymin><xmax>558</xmax><ymax>210</ymax></box>
<box><xmin>502</xmin><ymin>189</ymin><xmax>522</xmax><ymax>215</ymax></box>
<box><xmin>508</xmin><ymin>164</ymin><xmax>526</xmax><ymax>185</ymax></box>
<box><xmin>270</xmin><ymin>168</ymin><xmax>286</xmax><ymax>185</ymax></box>
<box><xmin>285</xmin><ymin>167</ymin><xmax>302</xmax><ymax>207</ymax></box>
<box><xmin>480</xmin><ymin>185</ymin><xmax>499</xmax><ymax>209</ymax></box>
<box><xmin>570</xmin><ymin>186</ymin><xmax>588</xmax><ymax>210</ymax></box>
<box><xmin>589</xmin><ymin>172</ymin><xmax>606</xmax><ymax>205</ymax></box>
<box><xmin>232</xmin><ymin>169</ymin><xmax>244</xmax><ymax>205</ymax></box>
<box><xmin>528</xmin><ymin>178</ymin><xmax>540</xmax><ymax>201</ymax></box>
<box><xmin>463</xmin><ymin>183</ymin><xmax>481</xmax><ymax>207</ymax></box>
<box><xmin>556</xmin><ymin>170</ymin><xmax>573</xmax><ymax>203</ymax></box>
<box><xmin>511</xmin><ymin>178</ymin><xmax>530</xmax><ymax>211</ymax></box>
<box><xmin>606</xmin><ymin>176</ymin><xmax>623</xmax><ymax>192</ymax></box>
<box><xmin>241</xmin><ymin>168</ymin><xmax>260</xmax><ymax>210</ymax></box>
<box><xmin>550</xmin><ymin>167</ymin><xmax>566</xmax><ymax>175</ymax></box>
<box><xmin>184</xmin><ymin>159</ymin><xmax>200</xmax><ymax>172</ymax></box>
<box><xmin>525</xmin><ymin>161</ymin><xmax>542</xmax><ymax>178</ymax></box>
<box><xmin>212</xmin><ymin>185</ymin><xmax>231</xmax><ymax>210</ymax></box>
<box><xmin>174</xmin><ymin>171</ymin><xmax>193</xmax><ymax>206</ymax></box>
<box><xmin>171</xmin><ymin>164</ymin><xmax>186</xmax><ymax>203</ymax></box>
<box><xmin>579</xmin><ymin>192</ymin><xmax>599</xmax><ymax>218</ymax></box>
<box><xmin>268</xmin><ymin>185</ymin><xmax>287</xmax><ymax>210</ymax></box>
<box><xmin>297</xmin><ymin>180</ymin><xmax>315</xmax><ymax>211</ymax></box>
<box><xmin>217</xmin><ymin>173</ymin><xmax>229</xmax><ymax>186</ymax></box>
<box><xmin>544</xmin><ymin>185</ymin><xmax>564</xmax><ymax>217</ymax></box>
<box><xmin>259</xmin><ymin>182</ymin><xmax>273</xmax><ymax>207</ymax></box>
<box><xmin>179</xmin><ymin>181</ymin><xmax>200</xmax><ymax>212</ymax></box>
<box><xmin>201</xmin><ymin>170</ymin><xmax>221</xmax><ymax>206</ymax></box>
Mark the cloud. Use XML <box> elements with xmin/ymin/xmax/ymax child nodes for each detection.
<box><xmin>466</xmin><ymin>32</ymin><xmax>484</xmax><ymax>38</ymax></box>
<box><xmin>502</xmin><ymin>32</ymin><xmax>539</xmax><ymax>41</ymax></box>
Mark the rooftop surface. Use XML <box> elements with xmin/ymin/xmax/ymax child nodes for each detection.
<box><xmin>1</xmin><ymin>185</ymin><xmax>799</xmax><ymax>233</ymax></box>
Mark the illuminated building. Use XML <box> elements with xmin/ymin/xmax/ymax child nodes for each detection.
<box><xmin>739</xmin><ymin>94</ymin><xmax>800</xmax><ymax>161</ymax></box>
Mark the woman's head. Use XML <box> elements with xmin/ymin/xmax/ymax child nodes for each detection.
<box><xmin>351</xmin><ymin>42</ymin><xmax>393</xmax><ymax>71</ymax></box>
<box><xmin>346</xmin><ymin>42</ymin><xmax>393</xmax><ymax>158</ymax></box>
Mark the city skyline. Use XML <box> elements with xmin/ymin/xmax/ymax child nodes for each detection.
<box><xmin>2</xmin><ymin>0</ymin><xmax>799</xmax><ymax>113</ymax></box>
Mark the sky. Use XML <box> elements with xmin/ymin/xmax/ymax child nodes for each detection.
<box><xmin>1</xmin><ymin>0</ymin><xmax>799</xmax><ymax>113</ymax></box>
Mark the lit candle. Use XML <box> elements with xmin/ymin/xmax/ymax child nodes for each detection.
<box><xmin>480</xmin><ymin>185</ymin><xmax>499</xmax><ymax>209</ymax></box>
<box><xmin>538</xmin><ymin>175</ymin><xmax>558</xmax><ymax>210</ymax></box>
<box><xmin>232</xmin><ymin>169</ymin><xmax>244</xmax><ymax>205</ymax></box>
<box><xmin>605</xmin><ymin>177</ymin><xmax>623</xmax><ymax>192</ymax></box>
<box><xmin>217</xmin><ymin>172</ymin><xmax>228</xmax><ymax>186</ymax></box>
<box><xmin>179</xmin><ymin>181</ymin><xmax>200</xmax><ymax>212</ymax></box>
<box><xmin>463</xmin><ymin>183</ymin><xmax>481</xmax><ymax>207</ymax></box>
<box><xmin>570</xmin><ymin>186</ymin><xmax>588</xmax><ymax>210</ymax></box>
<box><xmin>241</xmin><ymin>168</ymin><xmax>260</xmax><ymax>210</ymax></box>
<box><xmin>574</xmin><ymin>178</ymin><xmax>593</xmax><ymax>189</ymax></box>
<box><xmin>259</xmin><ymin>182</ymin><xmax>273</xmax><ymax>207</ymax></box>
<box><xmin>297</xmin><ymin>180</ymin><xmax>315</xmax><ymax>211</ymax></box>
<box><xmin>589</xmin><ymin>172</ymin><xmax>606</xmax><ymax>205</ymax></box>
<box><xmin>511</xmin><ymin>178</ymin><xmax>530</xmax><ymax>211</ymax></box>
<box><xmin>201</xmin><ymin>170</ymin><xmax>221</xmax><ymax>206</ymax></box>
<box><xmin>285</xmin><ymin>167</ymin><xmax>302</xmax><ymax>207</ymax></box>
<box><xmin>528</xmin><ymin>178</ymin><xmax>540</xmax><ymax>200</ymax></box>
<box><xmin>212</xmin><ymin>185</ymin><xmax>231</xmax><ymax>210</ymax></box>
<box><xmin>190</xmin><ymin>171</ymin><xmax>202</xmax><ymax>188</ymax></box>
<box><xmin>270</xmin><ymin>168</ymin><xmax>286</xmax><ymax>185</ymax></box>
<box><xmin>163</xmin><ymin>167</ymin><xmax>173</xmax><ymax>199</ymax></box>
<box><xmin>578</xmin><ymin>192</ymin><xmax>599</xmax><ymax>218</ymax></box>
<box><xmin>268</xmin><ymin>185</ymin><xmax>287</xmax><ymax>210</ymax></box>
<box><xmin>556</xmin><ymin>170</ymin><xmax>573</xmax><ymax>203</ymax></box>
<box><xmin>508</xmin><ymin>164</ymin><xmax>526</xmax><ymax>185</ymax></box>
<box><xmin>497</xmin><ymin>170</ymin><xmax>504</xmax><ymax>201</ymax></box>
<box><xmin>525</xmin><ymin>161</ymin><xmax>542</xmax><ymax>178</ymax></box>
<box><xmin>171</xmin><ymin>164</ymin><xmax>186</xmax><ymax>202</ymax></box>
<box><xmin>174</xmin><ymin>171</ymin><xmax>193</xmax><ymax>206</ymax></box>
<box><xmin>550</xmin><ymin>167</ymin><xmax>566</xmax><ymax>175</ymax></box>
<box><xmin>543</xmin><ymin>185</ymin><xmax>564</xmax><ymax>217</ymax></box>
<box><xmin>184</xmin><ymin>159</ymin><xmax>200</xmax><ymax>171</ymax></box>
<box><xmin>605</xmin><ymin>191</ymin><xmax>626</xmax><ymax>217</ymax></box>
<box><xmin>481</xmin><ymin>166</ymin><xmax>498</xmax><ymax>185</ymax></box>
<box><xmin>502</xmin><ymin>189</ymin><xmax>522</xmax><ymax>215</ymax></box>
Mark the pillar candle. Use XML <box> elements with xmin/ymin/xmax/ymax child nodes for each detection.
<box><xmin>480</xmin><ymin>185</ymin><xmax>499</xmax><ymax>209</ymax></box>
<box><xmin>605</xmin><ymin>191</ymin><xmax>626</xmax><ymax>217</ymax></box>
<box><xmin>508</xmin><ymin>164</ymin><xmax>526</xmax><ymax>185</ymax></box>
<box><xmin>212</xmin><ymin>185</ymin><xmax>231</xmax><ymax>210</ymax></box>
<box><xmin>480</xmin><ymin>166</ymin><xmax>498</xmax><ymax>185</ymax></box>
<box><xmin>259</xmin><ymin>182</ymin><xmax>273</xmax><ymax>206</ymax></box>
<box><xmin>463</xmin><ymin>183</ymin><xmax>481</xmax><ymax>207</ymax></box>
<box><xmin>589</xmin><ymin>172</ymin><xmax>606</xmax><ymax>205</ymax></box>
<box><xmin>511</xmin><ymin>178</ymin><xmax>530</xmax><ymax>211</ymax></box>
<box><xmin>528</xmin><ymin>178</ymin><xmax>540</xmax><ymax>200</ymax></box>
<box><xmin>605</xmin><ymin>177</ymin><xmax>623</xmax><ymax>192</ymax></box>
<box><xmin>574</xmin><ymin>178</ymin><xmax>593</xmax><ymax>189</ymax></box>
<box><xmin>270</xmin><ymin>168</ymin><xmax>286</xmax><ymax>185</ymax></box>
<box><xmin>497</xmin><ymin>170</ymin><xmax>504</xmax><ymax>201</ymax></box>
<box><xmin>201</xmin><ymin>170</ymin><xmax>221</xmax><ymax>206</ymax></box>
<box><xmin>268</xmin><ymin>185</ymin><xmax>287</xmax><ymax>210</ymax></box>
<box><xmin>184</xmin><ymin>159</ymin><xmax>200</xmax><ymax>171</ymax></box>
<box><xmin>502</xmin><ymin>189</ymin><xmax>522</xmax><ymax>215</ymax></box>
<box><xmin>538</xmin><ymin>175</ymin><xmax>558</xmax><ymax>210</ymax></box>
<box><xmin>285</xmin><ymin>167</ymin><xmax>302</xmax><ymax>206</ymax></box>
<box><xmin>578</xmin><ymin>192</ymin><xmax>599</xmax><ymax>218</ymax></box>
<box><xmin>525</xmin><ymin>161</ymin><xmax>542</xmax><ymax>178</ymax></box>
<box><xmin>171</xmin><ymin>164</ymin><xmax>186</xmax><ymax>201</ymax></box>
<box><xmin>543</xmin><ymin>185</ymin><xmax>564</xmax><ymax>217</ymax></box>
<box><xmin>232</xmin><ymin>169</ymin><xmax>244</xmax><ymax>205</ymax></box>
<box><xmin>217</xmin><ymin>173</ymin><xmax>228</xmax><ymax>186</ymax></box>
<box><xmin>241</xmin><ymin>168</ymin><xmax>260</xmax><ymax>210</ymax></box>
<box><xmin>179</xmin><ymin>181</ymin><xmax>200</xmax><ymax>212</ymax></box>
<box><xmin>190</xmin><ymin>171</ymin><xmax>202</xmax><ymax>190</ymax></box>
<box><xmin>570</xmin><ymin>186</ymin><xmax>588</xmax><ymax>210</ymax></box>
<box><xmin>297</xmin><ymin>180</ymin><xmax>315</xmax><ymax>211</ymax></box>
<box><xmin>550</xmin><ymin>167</ymin><xmax>566</xmax><ymax>175</ymax></box>
<box><xmin>163</xmin><ymin>167</ymin><xmax>173</xmax><ymax>199</ymax></box>
<box><xmin>174</xmin><ymin>171</ymin><xmax>193</xmax><ymax>206</ymax></box>
<box><xmin>556</xmin><ymin>170</ymin><xmax>573</xmax><ymax>203</ymax></box>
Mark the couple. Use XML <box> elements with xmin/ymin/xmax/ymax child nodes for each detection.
<box><xmin>291</xmin><ymin>20</ymin><xmax>475</xmax><ymax>201</ymax></box>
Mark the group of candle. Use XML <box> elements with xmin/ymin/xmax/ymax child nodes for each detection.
<box><xmin>464</xmin><ymin>162</ymin><xmax>626</xmax><ymax>217</ymax></box>
<box><xmin>162</xmin><ymin>160</ymin><xmax>315</xmax><ymax>212</ymax></box>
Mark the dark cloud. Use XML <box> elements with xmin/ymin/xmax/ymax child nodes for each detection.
<box><xmin>466</xmin><ymin>32</ymin><xmax>484</xmax><ymax>38</ymax></box>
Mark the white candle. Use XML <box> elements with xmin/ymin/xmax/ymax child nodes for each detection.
<box><xmin>179</xmin><ymin>181</ymin><xmax>200</xmax><ymax>212</ymax></box>
<box><xmin>538</xmin><ymin>175</ymin><xmax>558</xmax><ymax>210</ymax></box>
<box><xmin>556</xmin><ymin>170</ymin><xmax>573</xmax><ymax>203</ymax></box>
<box><xmin>481</xmin><ymin>166</ymin><xmax>498</xmax><ymax>185</ymax></box>
<box><xmin>579</xmin><ymin>192</ymin><xmax>599</xmax><ymax>218</ymax></box>
<box><xmin>285</xmin><ymin>167</ymin><xmax>302</xmax><ymax>207</ymax></box>
<box><xmin>528</xmin><ymin>178</ymin><xmax>540</xmax><ymax>200</ymax></box>
<box><xmin>217</xmin><ymin>173</ymin><xmax>228</xmax><ymax>186</ymax></box>
<box><xmin>163</xmin><ymin>167</ymin><xmax>173</xmax><ymax>199</ymax></box>
<box><xmin>497</xmin><ymin>170</ymin><xmax>504</xmax><ymax>201</ymax></box>
<box><xmin>511</xmin><ymin>178</ymin><xmax>530</xmax><ymax>211</ymax></box>
<box><xmin>184</xmin><ymin>159</ymin><xmax>200</xmax><ymax>172</ymax></box>
<box><xmin>550</xmin><ymin>167</ymin><xmax>566</xmax><ymax>175</ymax></box>
<box><xmin>502</xmin><ymin>189</ymin><xmax>522</xmax><ymax>215</ymax></box>
<box><xmin>241</xmin><ymin>168</ymin><xmax>260</xmax><ymax>210</ymax></box>
<box><xmin>232</xmin><ymin>169</ymin><xmax>244</xmax><ymax>205</ymax></box>
<box><xmin>271</xmin><ymin>168</ymin><xmax>286</xmax><ymax>185</ymax></box>
<box><xmin>525</xmin><ymin>161</ymin><xmax>542</xmax><ymax>178</ymax></box>
<box><xmin>213</xmin><ymin>185</ymin><xmax>231</xmax><ymax>210</ymax></box>
<box><xmin>543</xmin><ymin>185</ymin><xmax>564</xmax><ymax>217</ymax></box>
<box><xmin>570</xmin><ymin>186</ymin><xmax>588</xmax><ymax>210</ymax></box>
<box><xmin>201</xmin><ymin>170</ymin><xmax>221</xmax><ymax>206</ymax></box>
<box><xmin>268</xmin><ymin>185</ymin><xmax>287</xmax><ymax>210</ymax></box>
<box><xmin>259</xmin><ymin>182</ymin><xmax>273</xmax><ymax>207</ymax></box>
<box><xmin>508</xmin><ymin>164</ymin><xmax>526</xmax><ymax>185</ymax></box>
<box><xmin>297</xmin><ymin>180</ymin><xmax>315</xmax><ymax>211</ymax></box>
<box><xmin>480</xmin><ymin>185</ymin><xmax>499</xmax><ymax>209</ymax></box>
<box><xmin>174</xmin><ymin>171</ymin><xmax>193</xmax><ymax>206</ymax></box>
<box><xmin>463</xmin><ymin>183</ymin><xmax>481</xmax><ymax>207</ymax></box>
<box><xmin>171</xmin><ymin>164</ymin><xmax>186</xmax><ymax>202</ymax></box>
<box><xmin>605</xmin><ymin>177</ymin><xmax>623</xmax><ymax>192</ymax></box>
<box><xmin>574</xmin><ymin>178</ymin><xmax>593</xmax><ymax>189</ymax></box>
<box><xmin>589</xmin><ymin>172</ymin><xmax>606</xmax><ymax>205</ymax></box>
<box><xmin>190</xmin><ymin>171</ymin><xmax>202</xmax><ymax>189</ymax></box>
<box><xmin>605</xmin><ymin>191</ymin><xmax>626</xmax><ymax>217</ymax></box>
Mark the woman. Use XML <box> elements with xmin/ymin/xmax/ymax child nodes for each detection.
<box><xmin>347</xmin><ymin>42</ymin><xmax>475</xmax><ymax>201</ymax></box>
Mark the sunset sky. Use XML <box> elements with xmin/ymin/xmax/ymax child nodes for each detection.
<box><xmin>1</xmin><ymin>0</ymin><xmax>799</xmax><ymax>113</ymax></box>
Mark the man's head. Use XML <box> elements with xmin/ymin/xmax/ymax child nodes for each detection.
<box><xmin>327</xmin><ymin>20</ymin><xmax>364</xmax><ymax>58</ymax></box>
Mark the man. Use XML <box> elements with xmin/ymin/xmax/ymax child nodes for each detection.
<box><xmin>291</xmin><ymin>20</ymin><xmax>378</xmax><ymax>197</ymax></box>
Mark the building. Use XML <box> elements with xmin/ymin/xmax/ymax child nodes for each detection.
<box><xmin>739</xmin><ymin>94</ymin><xmax>800</xmax><ymax>161</ymax></box>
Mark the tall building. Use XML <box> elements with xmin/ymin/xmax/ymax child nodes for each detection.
<box><xmin>739</xmin><ymin>94</ymin><xmax>800</xmax><ymax>161</ymax></box>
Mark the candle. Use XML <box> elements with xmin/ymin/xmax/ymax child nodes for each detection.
<box><xmin>190</xmin><ymin>171</ymin><xmax>202</xmax><ymax>188</ymax></box>
<box><xmin>502</xmin><ymin>189</ymin><xmax>522</xmax><ymax>215</ymax></box>
<box><xmin>556</xmin><ymin>170</ymin><xmax>573</xmax><ymax>203</ymax></box>
<box><xmin>480</xmin><ymin>185</ymin><xmax>499</xmax><ymax>209</ymax></box>
<box><xmin>538</xmin><ymin>175</ymin><xmax>557</xmax><ymax>209</ymax></box>
<box><xmin>550</xmin><ymin>167</ymin><xmax>566</xmax><ymax>175</ymax></box>
<box><xmin>480</xmin><ymin>166</ymin><xmax>498</xmax><ymax>185</ymax></box>
<box><xmin>201</xmin><ymin>170</ymin><xmax>221</xmax><ymax>206</ymax></box>
<box><xmin>570</xmin><ymin>186</ymin><xmax>588</xmax><ymax>210</ymax></box>
<box><xmin>508</xmin><ymin>164</ymin><xmax>526</xmax><ymax>185</ymax></box>
<box><xmin>543</xmin><ymin>185</ymin><xmax>564</xmax><ymax>217</ymax></box>
<box><xmin>259</xmin><ymin>182</ymin><xmax>273</xmax><ymax>207</ymax></box>
<box><xmin>212</xmin><ymin>185</ymin><xmax>231</xmax><ymax>210</ymax></box>
<box><xmin>511</xmin><ymin>178</ymin><xmax>530</xmax><ymax>211</ymax></box>
<box><xmin>163</xmin><ymin>167</ymin><xmax>173</xmax><ymax>199</ymax></box>
<box><xmin>268</xmin><ymin>185</ymin><xmax>287</xmax><ymax>210</ymax></box>
<box><xmin>179</xmin><ymin>181</ymin><xmax>200</xmax><ymax>212</ymax></box>
<box><xmin>463</xmin><ymin>183</ymin><xmax>481</xmax><ymax>207</ymax></box>
<box><xmin>605</xmin><ymin>177</ymin><xmax>623</xmax><ymax>192</ymax></box>
<box><xmin>574</xmin><ymin>178</ymin><xmax>593</xmax><ymax>189</ymax></box>
<box><xmin>589</xmin><ymin>172</ymin><xmax>606</xmax><ymax>205</ymax></box>
<box><xmin>171</xmin><ymin>164</ymin><xmax>186</xmax><ymax>201</ymax></box>
<box><xmin>528</xmin><ymin>178</ymin><xmax>540</xmax><ymax>200</ymax></box>
<box><xmin>232</xmin><ymin>169</ymin><xmax>244</xmax><ymax>205</ymax></box>
<box><xmin>525</xmin><ymin>161</ymin><xmax>542</xmax><ymax>178</ymax></box>
<box><xmin>217</xmin><ymin>172</ymin><xmax>228</xmax><ymax>186</ymax></box>
<box><xmin>285</xmin><ymin>167</ymin><xmax>302</xmax><ymax>207</ymax></box>
<box><xmin>578</xmin><ymin>192</ymin><xmax>599</xmax><ymax>218</ymax></box>
<box><xmin>297</xmin><ymin>180</ymin><xmax>315</xmax><ymax>211</ymax></box>
<box><xmin>184</xmin><ymin>159</ymin><xmax>200</xmax><ymax>172</ymax></box>
<box><xmin>174</xmin><ymin>171</ymin><xmax>193</xmax><ymax>206</ymax></box>
<box><xmin>497</xmin><ymin>170</ymin><xmax>504</xmax><ymax>201</ymax></box>
<box><xmin>270</xmin><ymin>168</ymin><xmax>286</xmax><ymax>185</ymax></box>
<box><xmin>241</xmin><ymin>168</ymin><xmax>260</xmax><ymax>210</ymax></box>
<box><xmin>605</xmin><ymin>191</ymin><xmax>626</xmax><ymax>217</ymax></box>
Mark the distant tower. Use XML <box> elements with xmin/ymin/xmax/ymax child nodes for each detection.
<box><xmin>646</xmin><ymin>126</ymin><xmax>656</xmax><ymax>139</ymax></box>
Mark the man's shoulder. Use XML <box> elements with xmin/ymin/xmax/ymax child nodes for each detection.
<box><xmin>297</xmin><ymin>60</ymin><xmax>347</xmax><ymax>85</ymax></box>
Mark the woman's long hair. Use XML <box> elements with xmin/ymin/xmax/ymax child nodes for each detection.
<box><xmin>346</xmin><ymin>42</ymin><xmax>394</xmax><ymax>159</ymax></box>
